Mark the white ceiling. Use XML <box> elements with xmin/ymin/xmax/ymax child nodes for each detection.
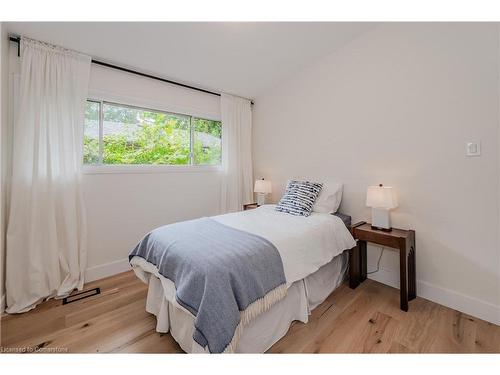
<box><xmin>6</xmin><ymin>22</ymin><xmax>376</xmax><ymax>99</ymax></box>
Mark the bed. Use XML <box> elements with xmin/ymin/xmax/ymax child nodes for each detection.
<box><xmin>130</xmin><ymin>204</ymin><xmax>356</xmax><ymax>353</ymax></box>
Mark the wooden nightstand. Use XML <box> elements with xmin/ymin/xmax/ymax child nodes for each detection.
<box><xmin>243</xmin><ymin>203</ymin><xmax>259</xmax><ymax>210</ymax></box>
<box><xmin>351</xmin><ymin>222</ymin><xmax>416</xmax><ymax>311</ymax></box>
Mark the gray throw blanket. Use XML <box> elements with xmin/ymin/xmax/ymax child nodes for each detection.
<box><xmin>129</xmin><ymin>217</ymin><xmax>287</xmax><ymax>353</ymax></box>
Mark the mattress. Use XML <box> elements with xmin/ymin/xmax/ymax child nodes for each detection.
<box><xmin>131</xmin><ymin>251</ymin><xmax>348</xmax><ymax>353</ymax></box>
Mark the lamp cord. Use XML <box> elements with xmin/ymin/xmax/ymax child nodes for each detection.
<box><xmin>367</xmin><ymin>247</ymin><xmax>385</xmax><ymax>275</ymax></box>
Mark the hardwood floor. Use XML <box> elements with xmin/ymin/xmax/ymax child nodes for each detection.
<box><xmin>1</xmin><ymin>271</ymin><xmax>499</xmax><ymax>353</ymax></box>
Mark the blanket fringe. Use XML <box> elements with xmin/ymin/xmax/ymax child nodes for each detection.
<box><xmin>222</xmin><ymin>284</ymin><xmax>288</xmax><ymax>353</ymax></box>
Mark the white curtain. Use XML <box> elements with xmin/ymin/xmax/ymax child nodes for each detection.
<box><xmin>220</xmin><ymin>93</ymin><xmax>254</xmax><ymax>213</ymax></box>
<box><xmin>5</xmin><ymin>38</ymin><xmax>91</xmax><ymax>313</ymax></box>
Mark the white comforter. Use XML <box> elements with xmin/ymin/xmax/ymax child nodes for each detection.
<box><xmin>213</xmin><ymin>204</ymin><xmax>356</xmax><ymax>285</ymax></box>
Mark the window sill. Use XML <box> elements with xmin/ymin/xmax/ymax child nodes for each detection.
<box><xmin>82</xmin><ymin>164</ymin><xmax>223</xmax><ymax>175</ymax></box>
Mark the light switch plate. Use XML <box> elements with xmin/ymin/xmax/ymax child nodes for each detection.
<box><xmin>466</xmin><ymin>141</ymin><xmax>481</xmax><ymax>156</ymax></box>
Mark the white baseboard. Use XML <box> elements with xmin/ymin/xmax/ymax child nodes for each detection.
<box><xmin>417</xmin><ymin>280</ymin><xmax>500</xmax><ymax>326</ymax></box>
<box><xmin>369</xmin><ymin>268</ymin><xmax>500</xmax><ymax>326</ymax></box>
<box><xmin>1</xmin><ymin>293</ymin><xmax>5</xmax><ymax>314</ymax></box>
<box><xmin>85</xmin><ymin>258</ymin><xmax>131</xmax><ymax>283</ymax></box>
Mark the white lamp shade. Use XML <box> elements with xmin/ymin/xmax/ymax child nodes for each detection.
<box><xmin>366</xmin><ymin>185</ymin><xmax>398</xmax><ymax>209</ymax></box>
<box><xmin>254</xmin><ymin>179</ymin><xmax>272</xmax><ymax>194</ymax></box>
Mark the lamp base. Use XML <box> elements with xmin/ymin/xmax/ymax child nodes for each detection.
<box><xmin>371</xmin><ymin>207</ymin><xmax>391</xmax><ymax>231</ymax></box>
<box><xmin>256</xmin><ymin>193</ymin><xmax>266</xmax><ymax>206</ymax></box>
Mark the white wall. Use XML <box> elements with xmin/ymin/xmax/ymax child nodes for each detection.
<box><xmin>253</xmin><ymin>23</ymin><xmax>500</xmax><ymax>324</ymax></box>
<box><xmin>3</xmin><ymin>48</ymin><xmax>224</xmax><ymax>283</ymax></box>
<box><xmin>83</xmin><ymin>171</ymin><xmax>222</xmax><ymax>280</ymax></box>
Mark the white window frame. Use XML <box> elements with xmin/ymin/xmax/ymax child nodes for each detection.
<box><xmin>83</xmin><ymin>99</ymin><xmax>223</xmax><ymax>175</ymax></box>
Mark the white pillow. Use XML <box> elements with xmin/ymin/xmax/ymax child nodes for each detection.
<box><xmin>312</xmin><ymin>183</ymin><xmax>343</xmax><ymax>214</ymax></box>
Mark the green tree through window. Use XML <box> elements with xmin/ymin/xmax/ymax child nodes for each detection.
<box><xmin>83</xmin><ymin>101</ymin><xmax>222</xmax><ymax>166</ymax></box>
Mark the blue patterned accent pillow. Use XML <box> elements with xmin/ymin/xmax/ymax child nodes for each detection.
<box><xmin>275</xmin><ymin>180</ymin><xmax>323</xmax><ymax>217</ymax></box>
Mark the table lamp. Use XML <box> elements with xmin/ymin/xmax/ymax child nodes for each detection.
<box><xmin>366</xmin><ymin>184</ymin><xmax>398</xmax><ymax>231</ymax></box>
<box><xmin>254</xmin><ymin>179</ymin><xmax>272</xmax><ymax>206</ymax></box>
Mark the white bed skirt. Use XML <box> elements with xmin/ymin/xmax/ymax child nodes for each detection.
<box><xmin>131</xmin><ymin>251</ymin><xmax>348</xmax><ymax>353</ymax></box>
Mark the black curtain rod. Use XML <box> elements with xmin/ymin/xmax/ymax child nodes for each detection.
<box><xmin>9</xmin><ymin>36</ymin><xmax>254</xmax><ymax>104</ymax></box>
<box><xmin>91</xmin><ymin>60</ymin><xmax>221</xmax><ymax>97</ymax></box>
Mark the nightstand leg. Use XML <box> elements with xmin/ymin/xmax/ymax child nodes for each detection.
<box><xmin>349</xmin><ymin>245</ymin><xmax>360</xmax><ymax>289</ymax></box>
<box><xmin>359</xmin><ymin>240</ymin><xmax>367</xmax><ymax>282</ymax></box>
<box><xmin>399</xmin><ymin>240</ymin><xmax>408</xmax><ymax>312</ymax></box>
<box><xmin>408</xmin><ymin>234</ymin><xmax>416</xmax><ymax>301</ymax></box>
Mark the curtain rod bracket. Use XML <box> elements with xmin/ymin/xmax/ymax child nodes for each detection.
<box><xmin>9</xmin><ymin>35</ymin><xmax>20</xmax><ymax>57</ymax></box>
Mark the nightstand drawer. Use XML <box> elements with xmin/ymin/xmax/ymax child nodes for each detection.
<box><xmin>353</xmin><ymin>228</ymin><xmax>401</xmax><ymax>248</ymax></box>
<box><xmin>243</xmin><ymin>203</ymin><xmax>259</xmax><ymax>210</ymax></box>
<box><xmin>353</xmin><ymin>223</ymin><xmax>412</xmax><ymax>249</ymax></box>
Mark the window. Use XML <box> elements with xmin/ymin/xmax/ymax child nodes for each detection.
<box><xmin>83</xmin><ymin>100</ymin><xmax>222</xmax><ymax>166</ymax></box>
